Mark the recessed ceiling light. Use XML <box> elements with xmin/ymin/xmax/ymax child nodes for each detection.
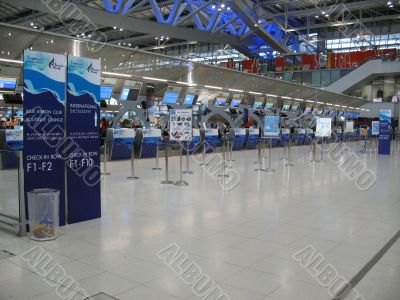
<box><xmin>113</xmin><ymin>26</ymin><xmax>117</xmax><ymax>29</ymax></box>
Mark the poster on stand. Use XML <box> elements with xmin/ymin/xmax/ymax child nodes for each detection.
<box><xmin>371</xmin><ymin>121</ymin><xmax>379</xmax><ymax>136</ymax></box>
<box><xmin>169</xmin><ymin>109</ymin><xmax>193</xmax><ymax>141</ymax></box>
<box><xmin>66</xmin><ymin>56</ymin><xmax>101</xmax><ymax>223</ymax></box>
<box><xmin>23</xmin><ymin>50</ymin><xmax>67</xmax><ymax>226</ymax></box>
<box><xmin>263</xmin><ymin>115</ymin><xmax>280</xmax><ymax>137</ymax></box>
<box><xmin>378</xmin><ymin>109</ymin><xmax>392</xmax><ymax>155</ymax></box>
<box><xmin>316</xmin><ymin>117</ymin><xmax>332</xmax><ymax>137</ymax></box>
<box><xmin>345</xmin><ymin>121</ymin><xmax>354</xmax><ymax>133</ymax></box>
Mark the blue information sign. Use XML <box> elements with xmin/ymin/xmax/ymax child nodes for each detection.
<box><xmin>23</xmin><ymin>50</ymin><xmax>67</xmax><ymax>226</ymax></box>
<box><xmin>378</xmin><ymin>109</ymin><xmax>392</xmax><ymax>155</ymax></box>
<box><xmin>264</xmin><ymin>115</ymin><xmax>280</xmax><ymax>137</ymax></box>
<box><xmin>66</xmin><ymin>56</ymin><xmax>101</xmax><ymax>223</ymax></box>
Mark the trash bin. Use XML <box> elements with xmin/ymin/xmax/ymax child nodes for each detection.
<box><xmin>27</xmin><ymin>189</ymin><xmax>60</xmax><ymax>241</ymax></box>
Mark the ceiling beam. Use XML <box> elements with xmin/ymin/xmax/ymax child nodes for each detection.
<box><xmin>3</xmin><ymin>0</ymin><xmax>249</xmax><ymax>45</ymax></box>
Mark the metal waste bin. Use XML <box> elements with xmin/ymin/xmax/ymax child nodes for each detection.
<box><xmin>27</xmin><ymin>189</ymin><xmax>60</xmax><ymax>241</ymax></box>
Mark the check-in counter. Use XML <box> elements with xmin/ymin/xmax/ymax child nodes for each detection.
<box><xmin>107</xmin><ymin>128</ymin><xmax>135</xmax><ymax>160</ymax></box>
<box><xmin>204</xmin><ymin>128</ymin><xmax>220</xmax><ymax>152</ymax></box>
<box><xmin>246</xmin><ymin>128</ymin><xmax>259</xmax><ymax>149</ymax></box>
<box><xmin>0</xmin><ymin>129</ymin><xmax>23</xmax><ymax>169</ymax></box>
<box><xmin>232</xmin><ymin>128</ymin><xmax>246</xmax><ymax>151</ymax></box>
<box><xmin>294</xmin><ymin>129</ymin><xmax>306</xmax><ymax>145</ymax></box>
<box><xmin>305</xmin><ymin>129</ymin><xmax>314</xmax><ymax>145</ymax></box>
<box><xmin>139</xmin><ymin>128</ymin><xmax>162</xmax><ymax>158</ymax></box>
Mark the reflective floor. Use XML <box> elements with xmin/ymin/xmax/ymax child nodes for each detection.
<box><xmin>0</xmin><ymin>142</ymin><xmax>399</xmax><ymax>300</ymax></box>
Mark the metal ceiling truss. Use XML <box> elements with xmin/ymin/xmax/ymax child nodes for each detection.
<box><xmin>101</xmin><ymin>0</ymin><xmax>301</xmax><ymax>58</ymax></box>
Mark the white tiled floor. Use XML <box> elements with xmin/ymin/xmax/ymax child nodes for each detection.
<box><xmin>0</xmin><ymin>142</ymin><xmax>399</xmax><ymax>300</ymax></box>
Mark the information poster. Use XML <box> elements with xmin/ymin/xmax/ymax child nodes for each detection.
<box><xmin>316</xmin><ymin>117</ymin><xmax>332</xmax><ymax>137</ymax></box>
<box><xmin>23</xmin><ymin>50</ymin><xmax>66</xmax><ymax>225</ymax></box>
<box><xmin>264</xmin><ymin>115</ymin><xmax>280</xmax><ymax>137</ymax></box>
<box><xmin>169</xmin><ymin>109</ymin><xmax>193</xmax><ymax>141</ymax></box>
<box><xmin>345</xmin><ymin>121</ymin><xmax>354</xmax><ymax>133</ymax></box>
<box><xmin>66</xmin><ymin>56</ymin><xmax>101</xmax><ymax>223</ymax></box>
<box><xmin>378</xmin><ymin>109</ymin><xmax>392</xmax><ymax>155</ymax></box>
<box><xmin>371</xmin><ymin>121</ymin><xmax>379</xmax><ymax>136</ymax></box>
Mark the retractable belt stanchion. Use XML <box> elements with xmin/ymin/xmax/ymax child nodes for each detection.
<box><xmin>152</xmin><ymin>141</ymin><xmax>162</xmax><ymax>170</ymax></box>
<box><xmin>101</xmin><ymin>138</ymin><xmax>111</xmax><ymax>175</ymax></box>
<box><xmin>17</xmin><ymin>151</ymin><xmax>26</xmax><ymax>237</ymax></box>
<box><xmin>285</xmin><ymin>135</ymin><xmax>294</xmax><ymax>167</ymax></box>
<box><xmin>311</xmin><ymin>138</ymin><xmax>317</xmax><ymax>162</ymax></box>
<box><xmin>255</xmin><ymin>140</ymin><xmax>261</xmax><ymax>164</ymax></box>
<box><xmin>161</xmin><ymin>141</ymin><xmax>174</xmax><ymax>184</ymax></box>
<box><xmin>200</xmin><ymin>140</ymin><xmax>208</xmax><ymax>166</ymax></box>
<box><xmin>183</xmin><ymin>141</ymin><xmax>193</xmax><ymax>174</ymax></box>
<box><xmin>218</xmin><ymin>137</ymin><xmax>229</xmax><ymax>177</ymax></box>
<box><xmin>127</xmin><ymin>140</ymin><xmax>139</xmax><ymax>180</ymax></box>
<box><xmin>175</xmin><ymin>142</ymin><xmax>189</xmax><ymax>186</ymax></box>
<box><xmin>255</xmin><ymin>138</ymin><xmax>267</xmax><ymax>172</ymax></box>
<box><xmin>266</xmin><ymin>138</ymin><xmax>275</xmax><ymax>173</ymax></box>
<box><xmin>320</xmin><ymin>137</ymin><xmax>325</xmax><ymax>162</ymax></box>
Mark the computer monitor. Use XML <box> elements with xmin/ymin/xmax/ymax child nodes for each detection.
<box><xmin>290</xmin><ymin>105</ymin><xmax>298</xmax><ymax>112</ymax></box>
<box><xmin>163</xmin><ymin>91</ymin><xmax>180</xmax><ymax>104</ymax></box>
<box><xmin>100</xmin><ymin>85</ymin><xmax>114</xmax><ymax>100</ymax></box>
<box><xmin>281</xmin><ymin>104</ymin><xmax>290</xmax><ymax>111</ymax></box>
<box><xmin>304</xmin><ymin>106</ymin><xmax>312</xmax><ymax>113</ymax></box>
<box><xmin>214</xmin><ymin>98</ymin><xmax>227</xmax><ymax>107</ymax></box>
<box><xmin>0</xmin><ymin>77</ymin><xmax>17</xmax><ymax>94</ymax></box>
<box><xmin>183</xmin><ymin>94</ymin><xmax>197</xmax><ymax>105</ymax></box>
<box><xmin>252</xmin><ymin>102</ymin><xmax>263</xmax><ymax>109</ymax></box>
<box><xmin>323</xmin><ymin>109</ymin><xmax>330</xmax><ymax>116</ymax></box>
<box><xmin>230</xmin><ymin>99</ymin><xmax>241</xmax><ymax>108</ymax></box>
<box><xmin>120</xmin><ymin>87</ymin><xmax>140</xmax><ymax>101</ymax></box>
<box><xmin>264</xmin><ymin>103</ymin><xmax>274</xmax><ymax>111</ymax></box>
<box><xmin>3</xmin><ymin>93</ymin><xmax>22</xmax><ymax>104</ymax></box>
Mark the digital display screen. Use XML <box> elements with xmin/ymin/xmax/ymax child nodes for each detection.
<box><xmin>183</xmin><ymin>94</ymin><xmax>195</xmax><ymax>105</ymax></box>
<box><xmin>323</xmin><ymin>109</ymin><xmax>330</xmax><ymax>115</ymax></box>
<box><xmin>264</xmin><ymin>103</ymin><xmax>274</xmax><ymax>111</ymax></box>
<box><xmin>163</xmin><ymin>91</ymin><xmax>180</xmax><ymax>104</ymax></box>
<box><xmin>312</xmin><ymin>107</ymin><xmax>319</xmax><ymax>114</ymax></box>
<box><xmin>0</xmin><ymin>77</ymin><xmax>17</xmax><ymax>94</ymax></box>
<box><xmin>290</xmin><ymin>105</ymin><xmax>298</xmax><ymax>112</ymax></box>
<box><xmin>252</xmin><ymin>102</ymin><xmax>263</xmax><ymax>109</ymax></box>
<box><xmin>100</xmin><ymin>85</ymin><xmax>114</xmax><ymax>100</ymax></box>
<box><xmin>18</xmin><ymin>111</ymin><xmax>23</xmax><ymax>116</ymax></box>
<box><xmin>120</xmin><ymin>88</ymin><xmax>140</xmax><ymax>101</ymax></box>
<box><xmin>281</xmin><ymin>104</ymin><xmax>290</xmax><ymax>111</ymax></box>
<box><xmin>214</xmin><ymin>98</ymin><xmax>226</xmax><ymax>107</ymax></box>
<box><xmin>304</xmin><ymin>106</ymin><xmax>312</xmax><ymax>113</ymax></box>
<box><xmin>230</xmin><ymin>99</ymin><xmax>241</xmax><ymax>108</ymax></box>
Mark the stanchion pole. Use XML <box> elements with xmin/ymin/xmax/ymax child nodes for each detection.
<box><xmin>254</xmin><ymin>138</ymin><xmax>266</xmax><ymax>172</ymax></box>
<box><xmin>127</xmin><ymin>140</ymin><xmax>139</xmax><ymax>180</ymax></box>
<box><xmin>218</xmin><ymin>138</ymin><xmax>229</xmax><ymax>177</ymax></box>
<box><xmin>320</xmin><ymin>137</ymin><xmax>325</xmax><ymax>162</ymax></box>
<box><xmin>175</xmin><ymin>142</ymin><xmax>189</xmax><ymax>186</ymax></box>
<box><xmin>152</xmin><ymin>141</ymin><xmax>162</xmax><ymax>170</ymax></box>
<box><xmin>255</xmin><ymin>140</ymin><xmax>261</xmax><ymax>164</ymax></box>
<box><xmin>161</xmin><ymin>141</ymin><xmax>174</xmax><ymax>184</ymax></box>
<box><xmin>266</xmin><ymin>138</ymin><xmax>275</xmax><ymax>173</ymax></box>
<box><xmin>200</xmin><ymin>141</ymin><xmax>208</xmax><ymax>166</ymax></box>
<box><xmin>102</xmin><ymin>138</ymin><xmax>111</xmax><ymax>175</ymax></box>
<box><xmin>183</xmin><ymin>141</ymin><xmax>193</xmax><ymax>174</ymax></box>
<box><xmin>17</xmin><ymin>151</ymin><xmax>26</xmax><ymax>237</ymax></box>
<box><xmin>285</xmin><ymin>135</ymin><xmax>294</xmax><ymax>167</ymax></box>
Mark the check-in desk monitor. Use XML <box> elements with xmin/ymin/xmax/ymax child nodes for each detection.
<box><xmin>281</xmin><ymin>104</ymin><xmax>291</xmax><ymax>112</ymax></box>
<box><xmin>304</xmin><ymin>106</ymin><xmax>312</xmax><ymax>113</ymax></box>
<box><xmin>0</xmin><ymin>77</ymin><xmax>17</xmax><ymax>94</ymax></box>
<box><xmin>100</xmin><ymin>85</ymin><xmax>114</xmax><ymax>100</ymax></box>
<box><xmin>183</xmin><ymin>94</ymin><xmax>197</xmax><ymax>105</ymax></box>
<box><xmin>163</xmin><ymin>91</ymin><xmax>180</xmax><ymax>105</ymax></box>
<box><xmin>252</xmin><ymin>101</ymin><xmax>264</xmax><ymax>109</ymax></box>
<box><xmin>120</xmin><ymin>87</ymin><xmax>140</xmax><ymax>101</ymax></box>
<box><xmin>290</xmin><ymin>105</ymin><xmax>299</xmax><ymax>112</ymax></box>
<box><xmin>264</xmin><ymin>103</ymin><xmax>274</xmax><ymax>112</ymax></box>
<box><xmin>214</xmin><ymin>98</ymin><xmax>227</xmax><ymax>107</ymax></box>
<box><xmin>230</xmin><ymin>99</ymin><xmax>241</xmax><ymax>108</ymax></box>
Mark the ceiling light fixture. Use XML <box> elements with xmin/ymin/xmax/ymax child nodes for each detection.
<box><xmin>228</xmin><ymin>88</ymin><xmax>244</xmax><ymax>92</ymax></box>
<box><xmin>142</xmin><ymin>76</ymin><xmax>168</xmax><ymax>82</ymax></box>
<box><xmin>176</xmin><ymin>81</ymin><xmax>197</xmax><ymax>86</ymax></box>
<box><xmin>0</xmin><ymin>58</ymin><xmax>23</xmax><ymax>64</ymax></box>
<box><xmin>102</xmin><ymin>71</ymin><xmax>132</xmax><ymax>78</ymax></box>
<box><xmin>205</xmin><ymin>85</ymin><xmax>223</xmax><ymax>90</ymax></box>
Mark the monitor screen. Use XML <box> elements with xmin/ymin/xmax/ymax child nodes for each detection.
<box><xmin>214</xmin><ymin>98</ymin><xmax>226</xmax><ymax>107</ymax></box>
<box><xmin>290</xmin><ymin>105</ymin><xmax>298</xmax><ymax>112</ymax></box>
<box><xmin>281</xmin><ymin>104</ymin><xmax>290</xmax><ymax>111</ymax></box>
<box><xmin>304</xmin><ymin>106</ymin><xmax>312</xmax><ymax>113</ymax></box>
<box><xmin>100</xmin><ymin>85</ymin><xmax>114</xmax><ymax>100</ymax></box>
<box><xmin>264</xmin><ymin>103</ymin><xmax>274</xmax><ymax>111</ymax></box>
<box><xmin>323</xmin><ymin>109</ymin><xmax>330</xmax><ymax>116</ymax></box>
<box><xmin>230</xmin><ymin>99</ymin><xmax>241</xmax><ymax>108</ymax></box>
<box><xmin>312</xmin><ymin>107</ymin><xmax>319</xmax><ymax>114</ymax></box>
<box><xmin>163</xmin><ymin>91</ymin><xmax>180</xmax><ymax>104</ymax></box>
<box><xmin>3</xmin><ymin>93</ymin><xmax>22</xmax><ymax>104</ymax></box>
<box><xmin>120</xmin><ymin>87</ymin><xmax>140</xmax><ymax>101</ymax></box>
<box><xmin>183</xmin><ymin>94</ymin><xmax>196</xmax><ymax>105</ymax></box>
<box><xmin>0</xmin><ymin>77</ymin><xmax>17</xmax><ymax>94</ymax></box>
<box><xmin>252</xmin><ymin>102</ymin><xmax>263</xmax><ymax>109</ymax></box>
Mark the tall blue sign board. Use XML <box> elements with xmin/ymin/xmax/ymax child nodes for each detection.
<box><xmin>66</xmin><ymin>56</ymin><xmax>101</xmax><ymax>223</ymax></box>
<box><xmin>378</xmin><ymin>109</ymin><xmax>392</xmax><ymax>155</ymax></box>
<box><xmin>23</xmin><ymin>50</ymin><xmax>67</xmax><ymax>225</ymax></box>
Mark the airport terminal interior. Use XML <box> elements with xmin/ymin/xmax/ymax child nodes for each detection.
<box><xmin>0</xmin><ymin>0</ymin><xmax>400</xmax><ymax>299</ymax></box>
